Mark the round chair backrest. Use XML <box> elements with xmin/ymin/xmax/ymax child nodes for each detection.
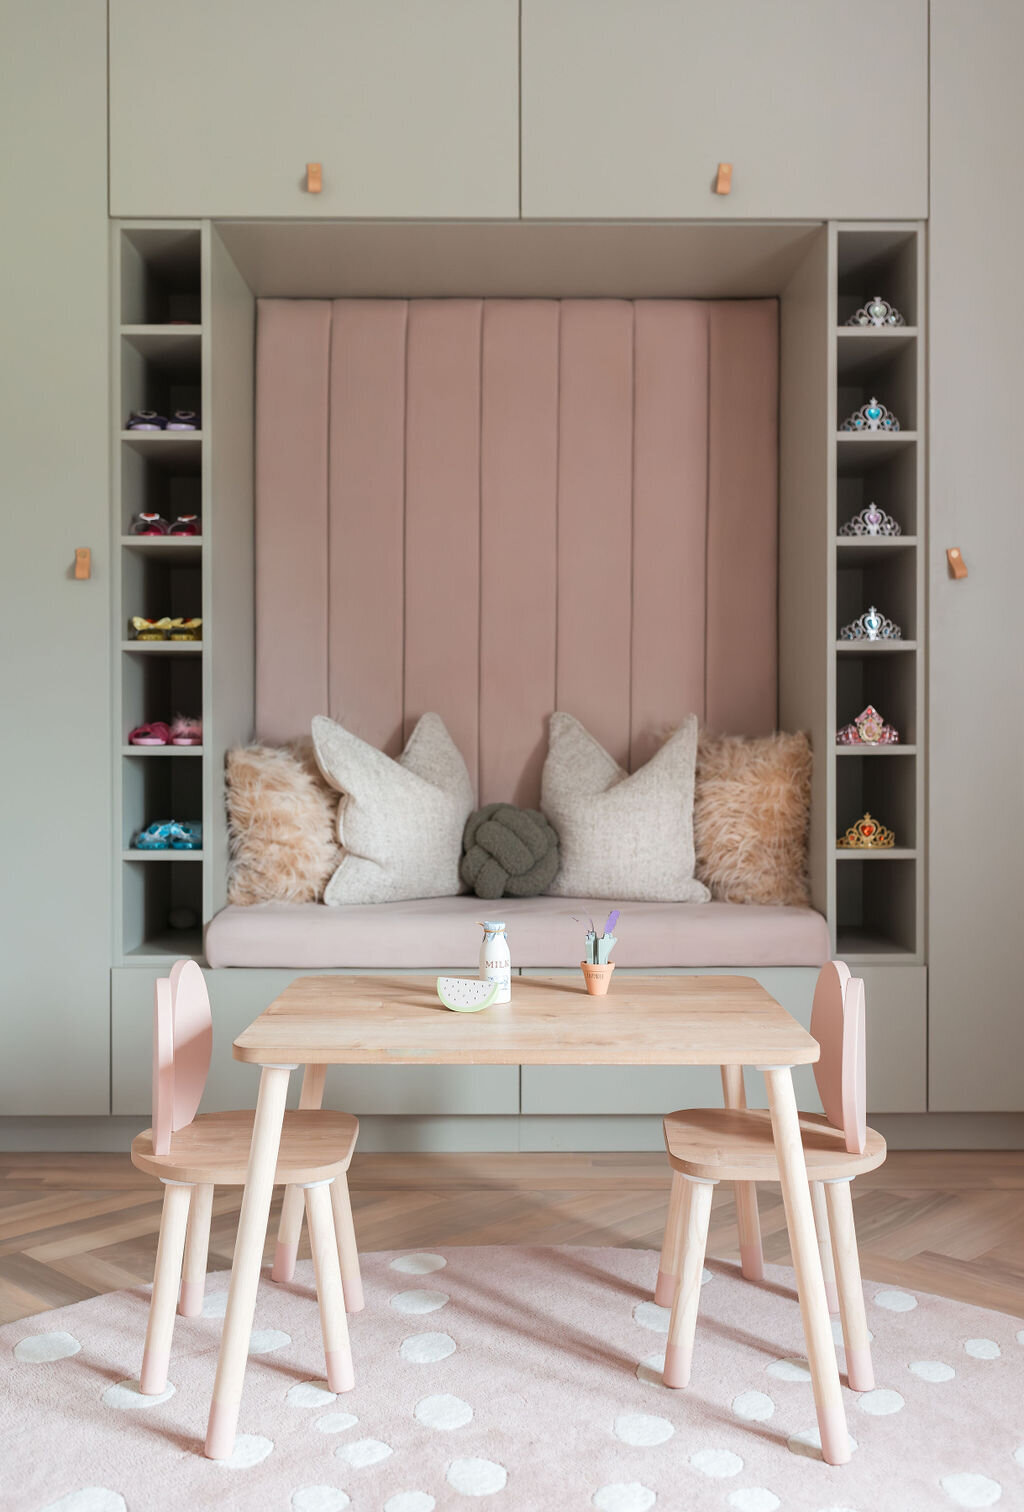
<box><xmin>810</xmin><ymin>960</ymin><xmax>867</xmax><ymax>1156</ymax></box>
<box><xmin>152</xmin><ymin>960</ymin><xmax>213</xmax><ymax>1156</ymax></box>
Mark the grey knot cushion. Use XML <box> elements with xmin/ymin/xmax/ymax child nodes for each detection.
<box><xmin>460</xmin><ymin>804</ymin><xmax>560</xmax><ymax>899</ymax></box>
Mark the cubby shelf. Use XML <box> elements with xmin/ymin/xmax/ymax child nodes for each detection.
<box><xmin>835</xmin><ymin>745</ymin><xmax>917</xmax><ymax>756</ymax></box>
<box><xmin>120</xmin><ymin>535</ymin><xmax>202</xmax><ymax>556</ymax></box>
<box><xmin>120</xmin><ymin>640</ymin><xmax>202</xmax><ymax>653</ymax></box>
<box><xmin>835</xmin><ymin>848</ymin><xmax>917</xmax><ymax>861</ymax></box>
<box><xmin>836</xmin><ymin>641</ymin><xmax>916</xmax><ymax>652</ymax></box>
<box><xmin>120</xmin><ymin>431</ymin><xmax>203</xmax><ymax>455</ymax></box>
<box><xmin>125</xmin><ymin>930</ymin><xmax>204</xmax><ymax>960</ymax></box>
<box><xmin>122</xmin><ymin>850</ymin><xmax>204</xmax><ymax>862</ymax></box>
<box><xmin>121</xmin><ymin>746</ymin><xmax>202</xmax><ymax>757</ymax></box>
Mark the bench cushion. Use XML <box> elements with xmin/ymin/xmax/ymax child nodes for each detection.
<box><xmin>205</xmin><ymin>895</ymin><xmax>830</xmax><ymax>970</ymax></box>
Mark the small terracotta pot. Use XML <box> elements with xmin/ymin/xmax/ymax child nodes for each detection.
<box><xmin>581</xmin><ymin>961</ymin><xmax>615</xmax><ymax>996</ymax></box>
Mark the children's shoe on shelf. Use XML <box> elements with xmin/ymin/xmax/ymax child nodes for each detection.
<box><xmin>169</xmin><ymin>617</ymin><xmax>202</xmax><ymax>640</ymax></box>
<box><xmin>166</xmin><ymin>410</ymin><xmax>199</xmax><ymax>430</ymax></box>
<box><xmin>128</xmin><ymin>722</ymin><xmax>171</xmax><ymax>746</ymax></box>
<box><xmin>167</xmin><ymin>514</ymin><xmax>201</xmax><ymax>535</ymax></box>
<box><xmin>134</xmin><ymin>820</ymin><xmax>176</xmax><ymax>850</ymax></box>
<box><xmin>127</xmin><ymin>410</ymin><xmax>167</xmax><ymax>430</ymax></box>
<box><xmin>169</xmin><ymin>715</ymin><xmax>202</xmax><ymax>746</ymax></box>
<box><xmin>170</xmin><ymin>820</ymin><xmax>202</xmax><ymax>850</ymax></box>
<box><xmin>131</xmin><ymin>616</ymin><xmax>173</xmax><ymax>640</ymax></box>
<box><xmin>130</xmin><ymin>512</ymin><xmax>170</xmax><ymax>535</ymax></box>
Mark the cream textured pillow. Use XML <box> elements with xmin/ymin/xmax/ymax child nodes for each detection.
<box><xmin>694</xmin><ymin>729</ymin><xmax>812</xmax><ymax>906</ymax></box>
<box><xmin>541</xmin><ymin>712</ymin><xmax>710</xmax><ymax>903</ymax></box>
<box><xmin>226</xmin><ymin>740</ymin><xmax>341</xmax><ymax>905</ymax></box>
<box><xmin>312</xmin><ymin>712</ymin><xmax>473</xmax><ymax>905</ymax></box>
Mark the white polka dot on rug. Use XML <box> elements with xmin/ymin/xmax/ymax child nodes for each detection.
<box><xmin>40</xmin><ymin>1491</ymin><xmax>127</xmax><ymax>1512</ymax></box>
<box><xmin>446</xmin><ymin>1459</ymin><xmax>508</xmax><ymax>1496</ymax></box>
<box><xmin>1017</xmin><ymin>1329</ymin><xmax>1024</xmax><ymax>1347</ymax></box>
<box><xmin>909</xmin><ymin>1360</ymin><xmax>956</xmax><ymax>1382</ymax></box>
<box><xmin>732</xmin><ymin>1390</ymin><xmax>775</xmax><ymax>1422</ymax></box>
<box><xmin>101</xmin><ymin>1378</ymin><xmax>175</xmax><ymax>1410</ymax></box>
<box><xmin>291</xmin><ymin>1488</ymin><xmax>350</xmax><ymax>1512</ymax></box>
<box><xmin>592</xmin><ymin>1484</ymin><xmax>656</xmax><ymax>1512</ymax></box>
<box><xmin>856</xmin><ymin>1388</ymin><xmax>905</xmax><ymax>1416</ymax></box>
<box><xmin>384</xmin><ymin>1494</ymin><xmax>435</xmax><ymax>1512</ymax></box>
<box><xmin>635</xmin><ymin>1351</ymin><xmax>665</xmax><ymax>1386</ymax></box>
<box><xmin>939</xmin><ymin>1472</ymin><xmax>1003</xmax><ymax>1507</ymax></box>
<box><xmin>727</xmin><ymin>1490</ymin><xmax>780</xmax><ymax>1512</ymax></box>
<box><xmin>250</xmin><ymin>1328</ymin><xmax>291</xmax><ymax>1354</ymax></box>
<box><xmin>873</xmin><ymin>1288</ymin><xmax>917</xmax><ymax>1312</ymax></box>
<box><xmin>201</xmin><ymin>1291</ymin><xmax>228</xmax><ymax>1317</ymax></box>
<box><xmin>964</xmin><ymin>1338</ymin><xmax>1001</xmax><ymax>1359</ymax></box>
<box><xmin>213</xmin><ymin>1434</ymin><xmax>274</xmax><ymax>1469</ymax></box>
<box><xmin>399</xmin><ymin>1331</ymin><xmax>456</xmax><ymax>1363</ymax></box>
<box><xmin>14</xmin><ymin>1330</ymin><xmax>81</xmax><ymax>1363</ymax></box>
<box><xmin>788</xmin><ymin>1428</ymin><xmax>859</xmax><ymax>1460</ymax></box>
<box><xmin>390</xmin><ymin>1289</ymin><xmax>450</xmax><ymax>1314</ymax></box>
<box><xmin>1014</xmin><ymin>1446</ymin><xmax>1024</xmax><ymax>1468</ymax></box>
<box><xmin>415</xmin><ymin>1393</ymin><xmax>473</xmax><ymax>1430</ymax></box>
<box><xmin>632</xmin><ymin>1301</ymin><xmax>670</xmax><ymax>1334</ymax></box>
<box><xmin>391</xmin><ymin>1252</ymin><xmax>447</xmax><ymax>1275</ymax></box>
<box><xmin>314</xmin><ymin>1412</ymin><xmax>359</xmax><ymax>1435</ymax></box>
<box><xmin>335</xmin><ymin>1438</ymin><xmax>392</xmax><ymax>1469</ymax></box>
<box><xmin>614</xmin><ymin>1412</ymin><xmax>674</xmax><ymax>1447</ymax></box>
<box><xmin>690</xmin><ymin>1449</ymin><xmax>743</xmax><ymax>1478</ymax></box>
<box><xmin>766</xmin><ymin>1356</ymin><xmax>810</xmax><ymax>1382</ymax></box>
<box><xmin>287</xmin><ymin>1380</ymin><xmax>336</xmax><ymax>1409</ymax></box>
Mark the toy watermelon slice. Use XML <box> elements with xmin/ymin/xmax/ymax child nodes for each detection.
<box><xmin>436</xmin><ymin>976</ymin><xmax>500</xmax><ymax>1013</ymax></box>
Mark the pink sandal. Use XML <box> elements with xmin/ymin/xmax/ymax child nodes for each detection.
<box><xmin>129</xmin><ymin>722</ymin><xmax>171</xmax><ymax>746</ymax></box>
<box><xmin>170</xmin><ymin>715</ymin><xmax>202</xmax><ymax>746</ymax></box>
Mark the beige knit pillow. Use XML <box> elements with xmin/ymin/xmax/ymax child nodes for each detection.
<box><xmin>694</xmin><ymin>730</ymin><xmax>812</xmax><ymax>906</ymax></box>
<box><xmin>226</xmin><ymin>740</ymin><xmax>341</xmax><ymax>905</ymax></box>
<box><xmin>541</xmin><ymin>712</ymin><xmax>710</xmax><ymax>903</ymax></box>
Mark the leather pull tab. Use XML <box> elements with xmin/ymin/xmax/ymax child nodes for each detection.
<box><xmin>946</xmin><ymin>546</ymin><xmax>968</xmax><ymax>580</ymax></box>
<box><xmin>715</xmin><ymin>163</ymin><xmax>732</xmax><ymax>195</ymax></box>
<box><xmin>74</xmin><ymin>547</ymin><xmax>91</xmax><ymax>580</ymax></box>
<box><xmin>306</xmin><ymin>162</ymin><xmax>322</xmax><ymax>194</ymax></box>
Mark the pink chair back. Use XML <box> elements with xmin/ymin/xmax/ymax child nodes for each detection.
<box><xmin>152</xmin><ymin>960</ymin><xmax>213</xmax><ymax>1156</ymax></box>
<box><xmin>810</xmin><ymin>960</ymin><xmax>867</xmax><ymax>1156</ymax></box>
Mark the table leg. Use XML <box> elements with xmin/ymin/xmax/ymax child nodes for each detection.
<box><xmin>721</xmin><ymin>1064</ymin><xmax>764</xmax><ymax>1280</ymax></box>
<box><xmin>655</xmin><ymin>1172</ymin><xmax>686</xmax><ymax>1306</ymax></box>
<box><xmin>762</xmin><ymin>1065</ymin><xmax>849</xmax><ymax>1466</ymax></box>
<box><xmin>272</xmin><ymin>1063</ymin><xmax>326</xmax><ymax>1283</ymax></box>
<box><xmin>205</xmin><ymin>1062</ymin><xmax>293</xmax><ymax>1460</ymax></box>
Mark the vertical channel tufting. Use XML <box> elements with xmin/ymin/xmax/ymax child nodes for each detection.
<box><xmin>706</xmin><ymin>300</ymin><xmax>779</xmax><ymax>735</ymax></box>
<box><xmin>479</xmin><ymin>300</ymin><xmax>560</xmax><ymax>807</ymax></box>
<box><xmin>555</xmin><ymin>300</ymin><xmax>635</xmax><ymax>770</ymax></box>
<box><xmin>403</xmin><ymin>299</ymin><xmax>484</xmax><ymax>793</ymax></box>
<box><xmin>327</xmin><ymin>300</ymin><xmax>408</xmax><ymax>756</ymax></box>
<box><xmin>254</xmin><ymin>299</ymin><xmax>331</xmax><ymax>744</ymax></box>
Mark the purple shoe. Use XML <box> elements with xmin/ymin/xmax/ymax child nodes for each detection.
<box><xmin>166</xmin><ymin>410</ymin><xmax>199</xmax><ymax>431</ymax></box>
<box><xmin>127</xmin><ymin>410</ymin><xmax>167</xmax><ymax>430</ymax></box>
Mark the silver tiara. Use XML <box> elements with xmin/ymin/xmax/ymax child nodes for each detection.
<box><xmin>840</xmin><ymin>606</ymin><xmax>903</xmax><ymax>642</ymax></box>
<box><xmin>841</xmin><ymin>397</ymin><xmax>901</xmax><ymax>432</ymax></box>
<box><xmin>846</xmin><ymin>295</ymin><xmax>906</xmax><ymax>328</ymax></box>
<box><xmin>839</xmin><ymin>504</ymin><xmax>902</xmax><ymax>537</ymax></box>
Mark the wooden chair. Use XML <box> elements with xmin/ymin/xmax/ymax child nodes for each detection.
<box><xmin>130</xmin><ymin>959</ymin><xmax>361</xmax><ymax>1400</ymax></box>
<box><xmin>656</xmin><ymin>960</ymin><xmax>885</xmax><ymax>1394</ymax></box>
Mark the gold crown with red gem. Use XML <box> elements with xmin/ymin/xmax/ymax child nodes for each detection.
<box><xmin>837</xmin><ymin>813</ymin><xmax>895</xmax><ymax>849</ymax></box>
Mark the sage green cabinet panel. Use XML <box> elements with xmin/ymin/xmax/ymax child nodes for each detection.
<box><xmin>522</xmin><ymin>0</ymin><xmax>927</xmax><ymax>220</ymax></box>
<box><xmin>111</xmin><ymin>970</ymin><xmax>518</xmax><ymax>1116</ymax></box>
<box><xmin>861</xmin><ymin>967</ymin><xmax>926</xmax><ymax>1114</ymax></box>
<box><xmin>928</xmin><ymin>1</ymin><xmax>1024</xmax><ymax>1112</ymax></box>
<box><xmin>0</xmin><ymin>1</ymin><xmax>110</xmax><ymax>1113</ymax></box>
<box><xmin>109</xmin><ymin>0</ymin><xmax>518</xmax><ymax>219</ymax></box>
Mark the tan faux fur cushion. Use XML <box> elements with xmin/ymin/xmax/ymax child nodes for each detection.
<box><xmin>694</xmin><ymin>730</ymin><xmax>812</xmax><ymax>906</ymax></box>
<box><xmin>226</xmin><ymin>740</ymin><xmax>341</xmax><ymax>905</ymax></box>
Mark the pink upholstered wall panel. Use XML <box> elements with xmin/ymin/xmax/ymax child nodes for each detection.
<box><xmin>254</xmin><ymin>299</ymin><xmax>331</xmax><ymax>745</ymax></box>
<box><xmin>479</xmin><ymin>301</ymin><xmax>559</xmax><ymax>807</ymax></box>
<box><xmin>255</xmin><ymin>297</ymin><xmax>779</xmax><ymax>798</ymax></box>
<box><xmin>327</xmin><ymin>300</ymin><xmax>407</xmax><ymax>756</ymax></box>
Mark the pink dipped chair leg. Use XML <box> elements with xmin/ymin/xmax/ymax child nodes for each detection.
<box><xmin>330</xmin><ymin>1171</ymin><xmax>364</xmax><ymax>1312</ymax></box>
<box><xmin>811</xmin><ymin>1181</ymin><xmax>840</xmax><ymax>1315</ymax></box>
<box><xmin>825</xmin><ymin>1178</ymin><xmax>875</xmax><ymax>1392</ymax></box>
<box><xmin>141</xmin><ymin>1180</ymin><xmax>192</xmax><ymax>1394</ymax></box>
<box><xmin>179</xmin><ymin>1182</ymin><xmax>214</xmax><ymax>1317</ymax></box>
<box><xmin>306</xmin><ymin>1181</ymin><xmax>355</xmax><ymax>1393</ymax></box>
<box><xmin>663</xmin><ymin>1177</ymin><xmax>715</xmax><ymax>1389</ymax></box>
<box><xmin>721</xmin><ymin>1065</ymin><xmax>764</xmax><ymax>1280</ymax></box>
<box><xmin>273</xmin><ymin>1063</ymin><xmax>327</xmax><ymax>1283</ymax></box>
<box><xmin>655</xmin><ymin>1172</ymin><xmax>686</xmax><ymax>1307</ymax></box>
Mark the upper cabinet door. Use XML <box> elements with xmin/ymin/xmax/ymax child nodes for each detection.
<box><xmin>110</xmin><ymin>0</ymin><xmax>518</xmax><ymax>218</ymax></box>
<box><xmin>522</xmin><ymin>0</ymin><xmax>928</xmax><ymax>220</ymax></box>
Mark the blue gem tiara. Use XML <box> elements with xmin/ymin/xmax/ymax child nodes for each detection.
<box><xmin>846</xmin><ymin>295</ymin><xmax>906</xmax><ymax>328</ymax></box>
<box><xmin>841</xmin><ymin>397</ymin><xmax>900</xmax><ymax>432</ymax></box>
<box><xmin>840</xmin><ymin>606</ymin><xmax>903</xmax><ymax>642</ymax></box>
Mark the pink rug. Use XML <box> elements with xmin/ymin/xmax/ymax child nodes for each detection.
<box><xmin>3</xmin><ymin>1246</ymin><xmax>1023</xmax><ymax>1511</ymax></box>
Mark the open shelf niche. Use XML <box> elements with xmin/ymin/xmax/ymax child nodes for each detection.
<box><xmin>830</xmin><ymin>225</ymin><xmax>925</xmax><ymax>962</ymax></box>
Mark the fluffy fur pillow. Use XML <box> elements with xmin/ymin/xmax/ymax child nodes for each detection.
<box><xmin>226</xmin><ymin>740</ymin><xmax>340</xmax><ymax>905</ymax></box>
<box><xmin>693</xmin><ymin>730</ymin><xmax>812</xmax><ymax>906</ymax></box>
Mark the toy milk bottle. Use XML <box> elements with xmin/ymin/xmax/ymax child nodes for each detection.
<box><xmin>478</xmin><ymin>921</ymin><xmax>512</xmax><ymax>1003</ymax></box>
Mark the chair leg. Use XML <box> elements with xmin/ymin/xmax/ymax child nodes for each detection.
<box><xmin>330</xmin><ymin>1171</ymin><xmax>364</xmax><ymax>1313</ymax></box>
<box><xmin>179</xmin><ymin>1182</ymin><xmax>214</xmax><ymax>1317</ymax></box>
<box><xmin>273</xmin><ymin>1063</ymin><xmax>327</xmax><ymax>1283</ymax></box>
<box><xmin>655</xmin><ymin>1172</ymin><xmax>686</xmax><ymax>1306</ymax></box>
<box><xmin>720</xmin><ymin>1065</ymin><xmax>764</xmax><ymax>1280</ymax></box>
<box><xmin>141</xmin><ymin>1180</ymin><xmax>192</xmax><ymax>1394</ymax></box>
<box><xmin>825</xmin><ymin>1178</ymin><xmax>875</xmax><ymax>1392</ymax></box>
<box><xmin>663</xmin><ymin>1176</ymin><xmax>715</xmax><ymax>1389</ymax></box>
<box><xmin>810</xmin><ymin>1181</ymin><xmax>840</xmax><ymax>1315</ymax></box>
<box><xmin>305</xmin><ymin>1181</ymin><xmax>355</xmax><ymax>1394</ymax></box>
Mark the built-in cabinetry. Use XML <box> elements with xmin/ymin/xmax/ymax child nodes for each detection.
<box><xmin>0</xmin><ymin>0</ymin><xmax>111</xmax><ymax>1115</ymax></box>
<box><xmin>108</xmin><ymin>0</ymin><xmax>519</xmax><ymax>220</ymax></box>
<box><xmin>521</xmin><ymin>0</ymin><xmax>928</xmax><ymax>220</ymax></box>
<box><xmin>927</xmin><ymin>0</ymin><xmax>1024</xmax><ymax>1112</ymax></box>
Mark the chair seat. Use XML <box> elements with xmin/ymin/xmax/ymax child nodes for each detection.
<box><xmin>131</xmin><ymin>1110</ymin><xmax>359</xmax><ymax>1186</ymax></box>
<box><xmin>663</xmin><ymin>1107</ymin><xmax>886</xmax><ymax>1183</ymax></box>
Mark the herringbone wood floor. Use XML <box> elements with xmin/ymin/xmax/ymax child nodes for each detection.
<box><xmin>1</xmin><ymin>1151</ymin><xmax>1022</xmax><ymax>1326</ymax></box>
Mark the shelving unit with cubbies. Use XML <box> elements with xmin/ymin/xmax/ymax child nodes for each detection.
<box><xmin>829</xmin><ymin>225</ymin><xmax>925</xmax><ymax>962</ymax></box>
